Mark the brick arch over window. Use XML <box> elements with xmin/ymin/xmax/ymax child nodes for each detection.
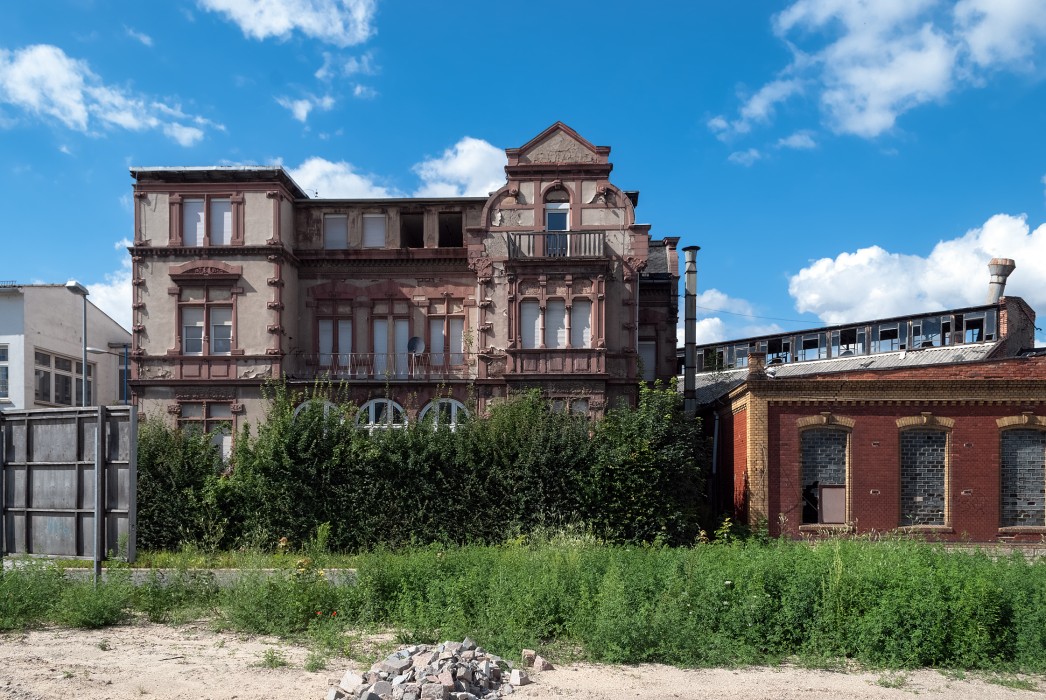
<box><xmin>798</xmin><ymin>425</ymin><xmax>851</xmax><ymax>525</ymax></box>
<box><xmin>898</xmin><ymin>427</ymin><xmax>949</xmax><ymax>527</ymax></box>
<box><xmin>999</xmin><ymin>427</ymin><xmax>1046</xmax><ymax>528</ymax></box>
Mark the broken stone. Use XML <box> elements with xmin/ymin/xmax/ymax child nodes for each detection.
<box><xmin>325</xmin><ymin>687</ymin><xmax>346</xmax><ymax>700</ymax></box>
<box><xmin>383</xmin><ymin>656</ymin><xmax>414</xmax><ymax>676</ymax></box>
<box><xmin>371</xmin><ymin>680</ymin><xmax>394</xmax><ymax>696</ymax></box>
<box><xmin>420</xmin><ymin>684</ymin><xmax>448</xmax><ymax>700</ymax></box>
<box><xmin>508</xmin><ymin>670</ymin><xmax>530</xmax><ymax>687</ymax></box>
<box><xmin>532</xmin><ymin>655</ymin><xmax>554</xmax><ymax>672</ymax></box>
<box><xmin>520</xmin><ymin>650</ymin><xmax>535</xmax><ymax>668</ymax></box>
<box><xmin>339</xmin><ymin>670</ymin><xmax>365</xmax><ymax>693</ymax></box>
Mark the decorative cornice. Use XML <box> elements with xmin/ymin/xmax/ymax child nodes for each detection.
<box><xmin>897</xmin><ymin>412</ymin><xmax>955</xmax><ymax>430</ymax></box>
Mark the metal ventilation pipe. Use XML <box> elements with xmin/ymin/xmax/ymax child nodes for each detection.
<box><xmin>683</xmin><ymin>245</ymin><xmax>700</xmax><ymax>416</ymax></box>
<box><xmin>986</xmin><ymin>258</ymin><xmax>1016</xmax><ymax>304</ymax></box>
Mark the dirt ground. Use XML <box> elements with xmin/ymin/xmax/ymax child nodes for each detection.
<box><xmin>0</xmin><ymin>623</ymin><xmax>1041</xmax><ymax>700</ymax></box>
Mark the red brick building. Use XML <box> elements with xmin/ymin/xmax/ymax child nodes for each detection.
<box><xmin>694</xmin><ymin>289</ymin><xmax>1046</xmax><ymax>542</ymax></box>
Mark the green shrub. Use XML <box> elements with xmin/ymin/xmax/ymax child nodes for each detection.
<box><xmin>54</xmin><ymin>576</ymin><xmax>132</xmax><ymax>628</ymax></box>
<box><xmin>0</xmin><ymin>562</ymin><xmax>65</xmax><ymax>629</ymax></box>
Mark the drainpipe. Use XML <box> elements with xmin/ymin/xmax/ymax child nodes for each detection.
<box><xmin>683</xmin><ymin>246</ymin><xmax>700</xmax><ymax>416</ymax></box>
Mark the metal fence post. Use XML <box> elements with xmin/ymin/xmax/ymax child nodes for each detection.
<box><xmin>94</xmin><ymin>406</ymin><xmax>105</xmax><ymax>583</ymax></box>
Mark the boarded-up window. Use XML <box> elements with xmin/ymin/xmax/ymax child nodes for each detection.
<box><xmin>363</xmin><ymin>214</ymin><xmax>386</xmax><ymax>248</ymax></box>
<box><xmin>900</xmin><ymin>429</ymin><xmax>947</xmax><ymax>526</ymax></box>
<box><xmin>1001</xmin><ymin>429</ymin><xmax>1046</xmax><ymax>527</ymax></box>
<box><xmin>323</xmin><ymin>215</ymin><xmax>348</xmax><ymax>249</ymax></box>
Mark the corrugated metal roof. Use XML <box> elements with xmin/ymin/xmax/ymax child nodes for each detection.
<box><xmin>685</xmin><ymin>341</ymin><xmax>1002</xmax><ymax>404</ymax></box>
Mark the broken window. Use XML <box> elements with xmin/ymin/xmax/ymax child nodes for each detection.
<box><xmin>438</xmin><ymin>212</ymin><xmax>463</xmax><ymax>247</ymax></box>
<box><xmin>912</xmin><ymin>316</ymin><xmax>941</xmax><ymax>348</ymax></box>
<box><xmin>798</xmin><ymin>333</ymin><xmax>826</xmax><ymax>361</ymax></box>
<box><xmin>767</xmin><ymin>337</ymin><xmax>791</xmax><ymax>363</ymax></box>
<box><xmin>801</xmin><ymin>428</ymin><xmax>848</xmax><ymax>525</ymax></box>
<box><xmin>401</xmin><ymin>212</ymin><xmax>424</xmax><ymax>249</ymax></box>
<box><xmin>872</xmin><ymin>324</ymin><xmax>905</xmax><ymax>353</ymax></box>
<box><xmin>832</xmin><ymin>328</ymin><xmax>865</xmax><ymax>357</ymax></box>
<box><xmin>964</xmin><ymin>314</ymin><xmax>985</xmax><ymax>343</ymax></box>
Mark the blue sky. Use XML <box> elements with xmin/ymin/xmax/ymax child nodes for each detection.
<box><xmin>2</xmin><ymin>0</ymin><xmax>1046</xmax><ymax>345</ymax></box>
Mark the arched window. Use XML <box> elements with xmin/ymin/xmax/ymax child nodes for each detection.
<box><xmin>544</xmin><ymin>188</ymin><xmax>569</xmax><ymax>257</ymax></box>
<box><xmin>293</xmin><ymin>399</ymin><xmax>339</xmax><ymax>421</ymax></box>
<box><xmin>418</xmin><ymin>398</ymin><xmax>469</xmax><ymax>431</ymax></box>
<box><xmin>357</xmin><ymin>398</ymin><xmax>407</xmax><ymax>431</ymax></box>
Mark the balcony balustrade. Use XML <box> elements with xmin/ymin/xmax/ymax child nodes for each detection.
<box><xmin>507</xmin><ymin>231</ymin><xmax>606</xmax><ymax>259</ymax></box>
<box><xmin>294</xmin><ymin>352</ymin><xmax>476</xmax><ymax>381</ymax></box>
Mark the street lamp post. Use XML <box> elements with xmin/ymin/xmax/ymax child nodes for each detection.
<box><xmin>65</xmin><ymin>281</ymin><xmax>90</xmax><ymax>406</ymax></box>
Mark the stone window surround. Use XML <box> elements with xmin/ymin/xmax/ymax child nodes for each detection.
<box><xmin>796</xmin><ymin>415</ymin><xmax>854</xmax><ymax>532</ymax></box>
<box><xmin>168</xmin><ymin>192</ymin><xmax>245</xmax><ymax>247</ymax></box>
<box><xmin>895</xmin><ymin>414</ymin><xmax>953</xmax><ymax>531</ymax></box>
<box><xmin>997</xmin><ymin>414</ymin><xmax>1046</xmax><ymax>533</ymax></box>
<box><xmin>513</xmin><ymin>275</ymin><xmax>599</xmax><ymax>351</ymax></box>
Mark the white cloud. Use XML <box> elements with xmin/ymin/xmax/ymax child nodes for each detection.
<box><xmin>1041</xmin><ymin>173</ymin><xmax>1046</xmax><ymax>204</ymax></box>
<box><xmin>276</xmin><ymin>94</ymin><xmax>335</xmax><ymax>122</ymax></box>
<box><xmin>87</xmin><ymin>239</ymin><xmax>133</xmax><ymax>332</ymax></box>
<box><xmin>0</xmin><ymin>44</ymin><xmax>219</xmax><ymax>145</ymax></box>
<box><xmin>58</xmin><ymin>144</ymin><xmax>72</xmax><ymax>155</ymax></box>
<box><xmin>124</xmin><ymin>26</ymin><xmax>154</xmax><ymax>47</ymax></box>
<box><xmin>315</xmin><ymin>50</ymin><xmax>377</xmax><ymax>80</ymax></box>
<box><xmin>288</xmin><ymin>156</ymin><xmax>400</xmax><ymax>198</ymax></box>
<box><xmin>352</xmin><ymin>84</ymin><xmax>377</xmax><ymax>99</ymax></box>
<box><xmin>413</xmin><ymin>137</ymin><xmax>506</xmax><ymax>197</ymax></box>
<box><xmin>728</xmin><ymin>148</ymin><xmax>762</xmax><ymax>166</ymax></box>
<box><xmin>198</xmin><ymin>0</ymin><xmax>376</xmax><ymax>47</ymax></box>
<box><xmin>777</xmin><ymin>130</ymin><xmax>817</xmax><ymax>149</ymax></box>
<box><xmin>693</xmin><ymin>317</ymin><xmax>728</xmax><ymax>345</ymax></box>
<box><xmin>711</xmin><ymin>0</ymin><xmax>1046</xmax><ymax>141</ymax></box>
<box><xmin>788</xmin><ymin>213</ymin><xmax>1046</xmax><ymax>324</ymax></box>
<box><xmin>955</xmin><ymin>0</ymin><xmax>1046</xmax><ymax>67</ymax></box>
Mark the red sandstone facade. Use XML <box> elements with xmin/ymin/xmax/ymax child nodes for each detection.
<box><xmin>128</xmin><ymin>124</ymin><xmax>679</xmax><ymax>442</ymax></box>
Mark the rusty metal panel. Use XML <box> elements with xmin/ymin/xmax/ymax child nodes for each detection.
<box><xmin>0</xmin><ymin>406</ymin><xmax>137</xmax><ymax>563</ymax></box>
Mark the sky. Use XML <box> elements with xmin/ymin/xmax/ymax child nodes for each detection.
<box><xmin>2</xmin><ymin>0</ymin><xmax>1046</xmax><ymax>345</ymax></box>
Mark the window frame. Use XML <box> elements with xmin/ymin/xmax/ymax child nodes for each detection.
<box><xmin>0</xmin><ymin>344</ymin><xmax>7</xmax><ymax>400</ymax></box>
<box><xmin>357</xmin><ymin>398</ymin><xmax>407</xmax><ymax>432</ymax></box>
<box><xmin>428</xmin><ymin>298</ymin><xmax>466</xmax><ymax>369</ymax></box>
<box><xmin>177</xmin><ymin>284</ymin><xmax>237</xmax><ymax>357</ymax></box>
<box><xmin>171</xmin><ymin>193</ymin><xmax>243</xmax><ymax>247</ymax></box>
<box><xmin>323</xmin><ymin>214</ymin><xmax>349</xmax><ymax>250</ymax></box>
<box><xmin>315</xmin><ymin>300</ymin><xmax>353</xmax><ymax>373</ymax></box>
<box><xmin>178</xmin><ymin>400</ymin><xmax>235</xmax><ymax>460</ymax></box>
<box><xmin>362</xmin><ymin>213</ymin><xmax>387</xmax><ymax>248</ymax></box>
<box><xmin>898</xmin><ymin>427</ymin><xmax>949</xmax><ymax>528</ymax></box>
<box><xmin>32</xmin><ymin>349</ymin><xmax>93</xmax><ymax>406</ymax></box>
<box><xmin>418</xmin><ymin>398</ymin><xmax>469</xmax><ymax>431</ymax></box>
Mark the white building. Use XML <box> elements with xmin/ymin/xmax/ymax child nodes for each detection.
<box><xmin>0</xmin><ymin>283</ymin><xmax>131</xmax><ymax>410</ymax></box>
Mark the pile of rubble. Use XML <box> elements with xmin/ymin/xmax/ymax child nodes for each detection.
<box><xmin>327</xmin><ymin>638</ymin><xmax>555</xmax><ymax>700</ymax></box>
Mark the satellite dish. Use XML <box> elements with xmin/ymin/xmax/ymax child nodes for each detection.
<box><xmin>407</xmin><ymin>337</ymin><xmax>425</xmax><ymax>353</ymax></box>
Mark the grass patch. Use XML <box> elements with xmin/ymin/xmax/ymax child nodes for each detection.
<box><xmin>258</xmin><ymin>648</ymin><xmax>288</xmax><ymax>669</ymax></box>
<box><xmin>983</xmin><ymin>673</ymin><xmax>1038</xmax><ymax>691</ymax></box>
<box><xmin>875</xmin><ymin>672</ymin><xmax>909</xmax><ymax>688</ymax></box>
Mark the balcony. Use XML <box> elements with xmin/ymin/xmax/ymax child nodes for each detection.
<box><xmin>506</xmin><ymin>348</ymin><xmax>606</xmax><ymax>375</ymax></box>
<box><xmin>292</xmin><ymin>353</ymin><xmax>476</xmax><ymax>381</ymax></box>
<box><xmin>508</xmin><ymin>232</ymin><xmax>606</xmax><ymax>259</ymax></box>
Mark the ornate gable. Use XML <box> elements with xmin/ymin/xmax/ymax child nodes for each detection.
<box><xmin>508</xmin><ymin>122</ymin><xmax>610</xmax><ymax>167</ymax></box>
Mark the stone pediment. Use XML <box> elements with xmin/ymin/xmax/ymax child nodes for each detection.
<box><xmin>168</xmin><ymin>259</ymin><xmax>243</xmax><ymax>280</ymax></box>
<box><xmin>510</xmin><ymin>122</ymin><xmax>610</xmax><ymax>166</ymax></box>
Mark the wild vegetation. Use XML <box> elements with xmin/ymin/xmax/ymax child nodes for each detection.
<box><xmin>7</xmin><ymin>384</ymin><xmax>1046</xmax><ymax>674</ymax></box>
<box><xmin>135</xmin><ymin>383</ymin><xmax>707</xmax><ymax>552</ymax></box>
<box><xmin>5</xmin><ymin>537</ymin><xmax>1046</xmax><ymax>673</ymax></box>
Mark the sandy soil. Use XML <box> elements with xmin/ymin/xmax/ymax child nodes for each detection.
<box><xmin>0</xmin><ymin>623</ymin><xmax>1041</xmax><ymax>700</ymax></box>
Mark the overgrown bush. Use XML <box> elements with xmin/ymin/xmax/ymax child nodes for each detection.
<box><xmin>136</xmin><ymin>418</ymin><xmax>227</xmax><ymax>550</ymax></box>
<box><xmin>137</xmin><ymin>383</ymin><xmax>709</xmax><ymax>551</ymax></box>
